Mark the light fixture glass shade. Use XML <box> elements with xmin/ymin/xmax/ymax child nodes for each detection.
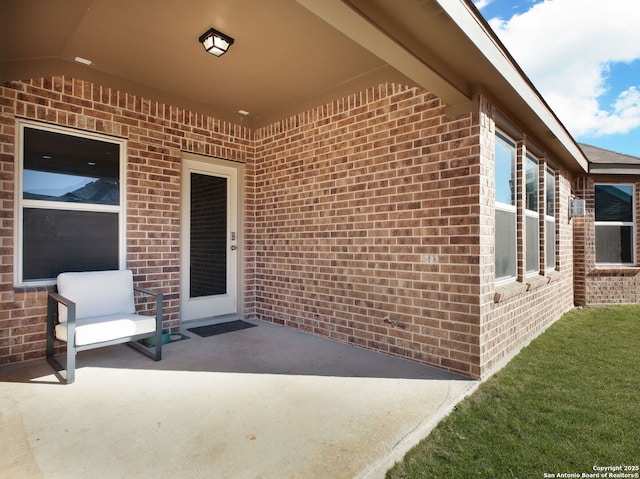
<box><xmin>199</xmin><ymin>28</ymin><xmax>234</xmax><ymax>57</ymax></box>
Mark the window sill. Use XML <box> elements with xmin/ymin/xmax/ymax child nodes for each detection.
<box><xmin>589</xmin><ymin>266</ymin><xmax>640</xmax><ymax>277</ymax></box>
<box><xmin>494</xmin><ymin>272</ymin><xmax>559</xmax><ymax>303</ymax></box>
<box><xmin>526</xmin><ymin>275</ymin><xmax>550</xmax><ymax>291</ymax></box>
<box><xmin>494</xmin><ymin>281</ymin><xmax>528</xmax><ymax>303</ymax></box>
<box><xmin>13</xmin><ymin>284</ymin><xmax>55</xmax><ymax>295</ymax></box>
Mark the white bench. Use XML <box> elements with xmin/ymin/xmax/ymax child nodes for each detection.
<box><xmin>46</xmin><ymin>270</ymin><xmax>163</xmax><ymax>384</ymax></box>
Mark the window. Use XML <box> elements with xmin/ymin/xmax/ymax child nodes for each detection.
<box><xmin>495</xmin><ymin>132</ymin><xmax>517</xmax><ymax>281</ymax></box>
<box><xmin>545</xmin><ymin>168</ymin><xmax>556</xmax><ymax>270</ymax></box>
<box><xmin>16</xmin><ymin>121</ymin><xmax>126</xmax><ymax>286</ymax></box>
<box><xmin>525</xmin><ymin>155</ymin><xmax>539</xmax><ymax>273</ymax></box>
<box><xmin>595</xmin><ymin>184</ymin><xmax>634</xmax><ymax>264</ymax></box>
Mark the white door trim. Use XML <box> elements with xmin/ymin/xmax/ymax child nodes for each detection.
<box><xmin>180</xmin><ymin>152</ymin><xmax>244</xmax><ymax>323</ymax></box>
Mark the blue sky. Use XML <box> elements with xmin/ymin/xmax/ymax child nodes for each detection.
<box><xmin>474</xmin><ymin>0</ymin><xmax>640</xmax><ymax>158</ymax></box>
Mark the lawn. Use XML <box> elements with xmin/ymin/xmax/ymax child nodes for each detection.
<box><xmin>386</xmin><ymin>305</ymin><xmax>640</xmax><ymax>479</ymax></box>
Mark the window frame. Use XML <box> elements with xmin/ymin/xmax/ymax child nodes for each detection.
<box><xmin>494</xmin><ymin>131</ymin><xmax>518</xmax><ymax>283</ymax></box>
<box><xmin>14</xmin><ymin>120</ymin><xmax>127</xmax><ymax>287</ymax></box>
<box><xmin>524</xmin><ymin>153</ymin><xmax>540</xmax><ymax>275</ymax></box>
<box><xmin>594</xmin><ymin>183</ymin><xmax>635</xmax><ymax>266</ymax></box>
<box><xmin>544</xmin><ymin>167</ymin><xmax>556</xmax><ymax>272</ymax></box>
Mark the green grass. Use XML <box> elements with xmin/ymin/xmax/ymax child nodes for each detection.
<box><xmin>387</xmin><ymin>305</ymin><xmax>640</xmax><ymax>479</ymax></box>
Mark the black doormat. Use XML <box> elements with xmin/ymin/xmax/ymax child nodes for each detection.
<box><xmin>187</xmin><ymin>320</ymin><xmax>257</xmax><ymax>338</ymax></box>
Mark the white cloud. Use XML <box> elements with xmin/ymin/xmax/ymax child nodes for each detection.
<box><xmin>488</xmin><ymin>0</ymin><xmax>640</xmax><ymax>137</ymax></box>
<box><xmin>474</xmin><ymin>0</ymin><xmax>493</xmax><ymax>10</ymax></box>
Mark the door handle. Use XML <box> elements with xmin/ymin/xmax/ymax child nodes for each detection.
<box><xmin>230</xmin><ymin>245</ymin><xmax>237</xmax><ymax>251</ymax></box>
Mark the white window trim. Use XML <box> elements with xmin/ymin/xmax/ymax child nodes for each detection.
<box><xmin>14</xmin><ymin>119</ymin><xmax>127</xmax><ymax>287</ymax></box>
<box><xmin>544</xmin><ymin>168</ymin><xmax>556</xmax><ymax>272</ymax></box>
<box><xmin>495</xmin><ymin>131</ymin><xmax>517</xmax><ymax>283</ymax></box>
<box><xmin>594</xmin><ymin>183</ymin><xmax>635</xmax><ymax>266</ymax></box>
<box><xmin>524</xmin><ymin>154</ymin><xmax>539</xmax><ymax>276</ymax></box>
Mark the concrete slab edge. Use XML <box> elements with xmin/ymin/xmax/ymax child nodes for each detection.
<box><xmin>356</xmin><ymin>380</ymin><xmax>481</xmax><ymax>479</ymax></box>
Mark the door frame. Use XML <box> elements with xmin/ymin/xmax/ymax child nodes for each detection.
<box><xmin>180</xmin><ymin>151</ymin><xmax>245</xmax><ymax>323</ymax></box>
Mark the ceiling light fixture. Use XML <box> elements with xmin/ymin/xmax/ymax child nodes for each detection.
<box><xmin>199</xmin><ymin>27</ymin><xmax>234</xmax><ymax>57</ymax></box>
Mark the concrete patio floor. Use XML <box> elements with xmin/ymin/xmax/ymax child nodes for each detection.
<box><xmin>0</xmin><ymin>319</ymin><xmax>478</xmax><ymax>479</ymax></box>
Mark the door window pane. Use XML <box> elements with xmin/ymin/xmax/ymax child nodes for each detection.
<box><xmin>190</xmin><ymin>173</ymin><xmax>228</xmax><ymax>298</ymax></box>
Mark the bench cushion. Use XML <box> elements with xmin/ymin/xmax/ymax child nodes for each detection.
<box><xmin>55</xmin><ymin>313</ymin><xmax>156</xmax><ymax>346</ymax></box>
<box><xmin>57</xmin><ymin>270</ymin><xmax>136</xmax><ymax>322</ymax></box>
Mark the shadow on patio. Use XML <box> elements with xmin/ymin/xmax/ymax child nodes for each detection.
<box><xmin>0</xmin><ymin>319</ymin><xmax>478</xmax><ymax>479</ymax></box>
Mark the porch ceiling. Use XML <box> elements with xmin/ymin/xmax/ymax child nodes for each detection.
<box><xmin>1</xmin><ymin>0</ymin><xmax>587</xmax><ymax>171</ymax></box>
<box><xmin>1</xmin><ymin>0</ymin><xmax>406</xmax><ymax>128</ymax></box>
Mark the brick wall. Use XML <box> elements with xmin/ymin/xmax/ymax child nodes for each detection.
<box><xmin>478</xmin><ymin>97</ymin><xmax>576</xmax><ymax>378</ymax></box>
<box><xmin>573</xmin><ymin>175</ymin><xmax>640</xmax><ymax>304</ymax></box>
<box><xmin>1</xmin><ymin>75</ymin><xmax>584</xmax><ymax>380</ymax></box>
<box><xmin>0</xmin><ymin>77</ymin><xmax>252</xmax><ymax>364</ymax></box>
<box><xmin>250</xmin><ymin>84</ymin><xmax>483</xmax><ymax>378</ymax></box>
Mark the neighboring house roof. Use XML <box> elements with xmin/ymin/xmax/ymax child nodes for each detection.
<box><xmin>579</xmin><ymin>143</ymin><xmax>640</xmax><ymax>174</ymax></box>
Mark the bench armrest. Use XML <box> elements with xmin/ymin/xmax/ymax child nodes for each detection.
<box><xmin>48</xmin><ymin>292</ymin><xmax>77</xmax><ymax>323</ymax></box>
<box><xmin>134</xmin><ymin>287</ymin><xmax>164</xmax><ymax>329</ymax></box>
<box><xmin>47</xmin><ymin>291</ymin><xmax>77</xmax><ymax>347</ymax></box>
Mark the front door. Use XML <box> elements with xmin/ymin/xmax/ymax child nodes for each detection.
<box><xmin>180</xmin><ymin>156</ymin><xmax>239</xmax><ymax>321</ymax></box>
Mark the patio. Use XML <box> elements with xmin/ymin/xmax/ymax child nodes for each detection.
<box><xmin>0</xmin><ymin>318</ymin><xmax>477</xmax><ymax>479</ymax></box>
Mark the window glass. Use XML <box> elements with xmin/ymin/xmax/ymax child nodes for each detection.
<box><xmin>23</xmin><ymin>209</ymin><xmax>119</xmax><ymax>281</ymax></box>
<box><xmin>545</xmin><ymin>169</ymin><xmax>555</xmax><ymax>217</ymax></box>
<box><xmin>545</xmin><ymin>168</ymin><xmax>556</xmax><ymax>270</ymax></box>
<box><xmin>595</xmin><ymin>185</ymin><xmax>633</xmax><ymax>222</ymax></box>
<box><xmin>526</xmin><ymin>215</ymin><xmax>539</xmax><ymax>273</ymax></box>
<box><xmin>495</xmin><ymin>134</ymin><xmax>516</xmax><ymax>206</ymax></box>
<box><xmin>545</xmin><ymin>221</ymin><xmax>555</xmax><ymax>269</ymax></box>
<box><xmin>524</xmin><ymin>155</ymin><xmax>539</xmax><ymax>273</ymax></box>
<box><xmin>23</xmin><ymin>127</ymin><xmax>120</xmax><ymax>205</ymax></box>
<box><xmin>525</xmin><ymin>155</ymin><xmax>538</xmax><ymax>212</ymax></box>
<box><xmin>495</xmin><ymin>132</ymin><xmax>517</xmax><ymax>281</ymax></box>
<box><xmin>595</xmin><ymin>184</ymin><xmax>634</xmax><ymax>264</ymax></box>
<box><xmin>17</xmin><ymin>122</ymin><xmax>124</xmax><ymax>285</ymax></box>
<box><xmin>496</xmin><ymin>209</ymin><xmax>517</xmax><ymax>279</ymax></box>
<box><xmin>596</xmin><ymin>225</ymin><xmax>634</xmax><ymax>264</ymax></box>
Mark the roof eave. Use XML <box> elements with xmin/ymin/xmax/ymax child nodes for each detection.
<box><xmin>298</xmin><ymin>0</ymin><xmax>588</xmax><ymax>173</ymax></box>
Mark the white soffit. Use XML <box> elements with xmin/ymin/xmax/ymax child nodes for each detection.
<box><xmin>431</xmin><ymin>0</ymin><xmax>588</xmax><ymax>172</ymax></box>
<box><xmin>299</xmin><ymin>0</ymin><xmax>588</xmax><ymax>173</ymax></box>
<box><xmin>296</xmin><ymin>0</ymin><xmax>471</xmax><ymax>109</ymax></box>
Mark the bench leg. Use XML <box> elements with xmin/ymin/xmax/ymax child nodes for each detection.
<box><xmin>46</xmin><ymin>295</ymin><xmax>75</xmax><ymax>384</ymax></box>
<box><xmin>66</xmin><ymin>344</ymin><xmax>76</xmax><ymax>384</ymax></box>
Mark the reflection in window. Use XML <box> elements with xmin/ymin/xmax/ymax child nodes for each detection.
<box><xmin>545</xmin><ymin>169</ymin><xmax>556</xmax><ymax>270</ymax></box>
<box><xmin>595</xmin><ymin>184</ymin><xmax>634</xmax><ymax>264</ymax></box>
<box><xmin>23</xmin><ymin>127</ymin><xmax>120</xmax><ymax>205</ymax></box>
<box><xmin>495</xmin><ymin>132</ymin><xmax>517</xmax><ymax>281</ymax></box>
<box><xmin>525</xmin><ymin>155</ymin><xmax>539</xmax><ymax>273</ymax></box>
<box><xmin>17</xmin><ymin>123</ymin><xmax>124</xmax><ymax>285</ymax></box>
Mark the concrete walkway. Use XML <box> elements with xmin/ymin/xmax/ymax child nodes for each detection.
<box><xmin>0</xmin><ymin>319</ymin><xmax>478</xmax><ymax>479</ymax></box>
